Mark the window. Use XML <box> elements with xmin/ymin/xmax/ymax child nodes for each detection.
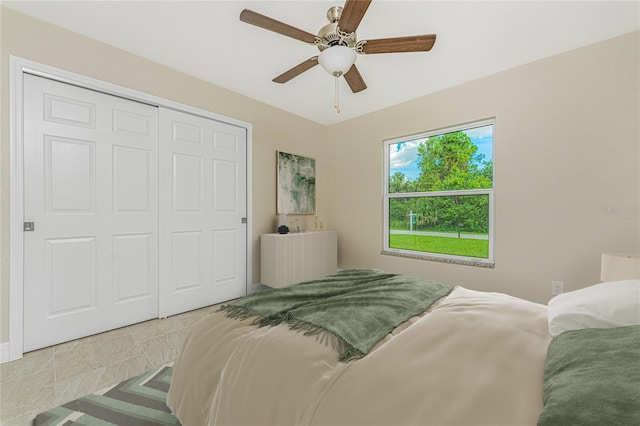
<box><xmin>383</xmin><ymin>119</ymin><xmax>494</xmax><ymax>266</ymax></box>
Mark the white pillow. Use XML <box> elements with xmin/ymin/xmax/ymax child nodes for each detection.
<box><xmin>547</xmin><ymin>279</ymin><xmax>640</xmax><ymax>337</ymax></box>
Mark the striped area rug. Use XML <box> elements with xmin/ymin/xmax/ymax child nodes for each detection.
<box><xmin>34</xmin><ymin>364</ymin><xmax>180</xmax><ymax>425</ymax></box>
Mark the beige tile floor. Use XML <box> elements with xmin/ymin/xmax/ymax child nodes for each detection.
<box><xmin>0</xmin><ymin>303</ymin><xmax>221</xmax><ymax>425</ymax></box>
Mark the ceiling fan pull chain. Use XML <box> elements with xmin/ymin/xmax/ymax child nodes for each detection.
<box><xmin>334</xmin><ymin>77</ymin><xmax>341</xmax><ymax>113</ymax></box>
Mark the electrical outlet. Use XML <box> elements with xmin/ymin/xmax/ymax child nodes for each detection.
<box><xmin>551</xmin><ymin>281</ymin><xmax>564</xmax><ymax>295</ymax></box>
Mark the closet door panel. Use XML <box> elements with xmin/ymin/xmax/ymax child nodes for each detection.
<box><xmin>23</xmin><ymin>74</ymin><xmax>159</xmax><ymax>351</ymax></box>
<box><xmin>159</xmin><ymin>108</ymin><xmax>247</xmax><ymax>317</ymax></box>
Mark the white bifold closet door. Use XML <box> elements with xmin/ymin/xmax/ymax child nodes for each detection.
<box><xmin>23</xmin><ymin>74</ymin><xmax>159</xmax><ymax>352</ymax></box>
<box><xmin>23</xmin><ymin>74</ymin><xmax>248</xmax><ymax>352</ymax></box>
<box><xmin>158</xmin><ymin>108</ymin><xmax>247</xmax><ymax>317</ymax></box>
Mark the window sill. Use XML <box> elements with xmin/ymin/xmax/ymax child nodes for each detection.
<box><xmin>381</xmin><ymin>250</ymin><xmax>495</xmax><ymax>268</ymax></box>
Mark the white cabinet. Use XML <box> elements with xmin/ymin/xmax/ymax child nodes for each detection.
<box><xmin>261</xmin><ymin>231</ymin><xmax>337</xmax><ymax>288</ymax></box>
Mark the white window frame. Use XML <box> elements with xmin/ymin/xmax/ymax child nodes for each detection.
<box><xmin>382</xmin><ymin>119</ymin><xmax>495</xmax><ymax>267</ymax></box>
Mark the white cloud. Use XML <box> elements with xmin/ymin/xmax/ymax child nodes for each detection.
<box><xmin>389</xmin><ymin>139</ymin><xmax>424</xmax><ymax>169</ymax></box>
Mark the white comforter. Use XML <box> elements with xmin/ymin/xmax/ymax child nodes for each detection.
<box><xmin>167</xmin><ymin>286</ymin><xmax>551</xmax><ymax>426</ymax></box>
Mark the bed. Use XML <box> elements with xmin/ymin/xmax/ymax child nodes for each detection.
<box><xmin>166</xmin><ymin>269</ymin><xmax>640</xmax><ymax>426</ymax></box>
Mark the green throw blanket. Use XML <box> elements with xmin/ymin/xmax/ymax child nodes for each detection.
<box><xmin>538</xmin><ymin>325</ymin><xmax>640</xmax><ymax>426</ymax></box>
<box><xmin>218</xmin><ymin>269</ymin><xmax>454</xmax><ymax>362</ymax></box>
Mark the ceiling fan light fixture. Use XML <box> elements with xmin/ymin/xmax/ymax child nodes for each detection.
<box><xmin>318</xmin><ymin>45</ymin><xmax>356</xmax><ymax>77</ymax></box>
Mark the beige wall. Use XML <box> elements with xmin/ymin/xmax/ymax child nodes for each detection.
<box><xmin>0</xmin><ymin>7</ymin><xmax>329</xmax><ymax>343</ymax></box>
<box><xmin>1</xmin><ymin>7</ymin><xmax>638</xmax><ymax>346</ymax></box>
<box><xmin>326</xmin><ymin>31</ymin><xmax>640</xmax><ymax>304</ymax></box>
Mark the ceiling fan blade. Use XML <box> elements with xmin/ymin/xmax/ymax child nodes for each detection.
<box><xmin>338</xmin><ymin>0</ymin><xmax>372</xmax><ymax>34</ymax></box>
<box><xmin>273</xmin><ymin>57</ymin><xmax>319</xmax><ymax>83</ymax></box>
<box><xmin>240</xmin><ymin>9</ymin><xmax>317</xmax><ymax>44</ymax></box>
<box><xmin>344</xmin><ymin>65</ymin><xmax>367</xmax><ymax>93</ymax></box>
<box><xmin>360</xmin><ymin>34</ymin><xmax>437</xmax><ymax>54</ymax></box>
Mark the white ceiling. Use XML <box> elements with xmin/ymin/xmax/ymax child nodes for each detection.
<box><xmin>4</xmin><ymin>1</ymin><xmax>639</xmax><ymax>125</ymax></box>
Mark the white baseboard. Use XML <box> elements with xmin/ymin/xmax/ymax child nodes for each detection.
<box><xmin>0</xmin><ymin>342</ymin><xmax>10</xmax><ymax>364</ymax></box>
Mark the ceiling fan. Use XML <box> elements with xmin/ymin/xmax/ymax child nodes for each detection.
<box><xmin>240</xmin><ymin>0</ymin><xmax>436</xmax><ymax>111</ymax></box>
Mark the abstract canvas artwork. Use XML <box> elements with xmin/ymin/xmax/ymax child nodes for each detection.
<box><xmin>277</xmin><ymin>151</ymin><xmax>316</xmax><ymax>214</ymax></box>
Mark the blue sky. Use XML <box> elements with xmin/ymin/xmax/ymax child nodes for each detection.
<box><xmin>389</xmin><ymin>125</ymin><xmax>493</xmax><ymax>181</ymax></box>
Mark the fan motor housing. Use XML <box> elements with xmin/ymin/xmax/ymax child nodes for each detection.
<box><xmin>317</xmin><ymin>6</ymin><xmax>357</xmax><ymax>51</ymax></box>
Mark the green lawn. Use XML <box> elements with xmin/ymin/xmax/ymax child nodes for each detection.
<box><xmin>389</xmin><ymin>234</ymin><xmax>489</xmax><ymax>258</ymax></box>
